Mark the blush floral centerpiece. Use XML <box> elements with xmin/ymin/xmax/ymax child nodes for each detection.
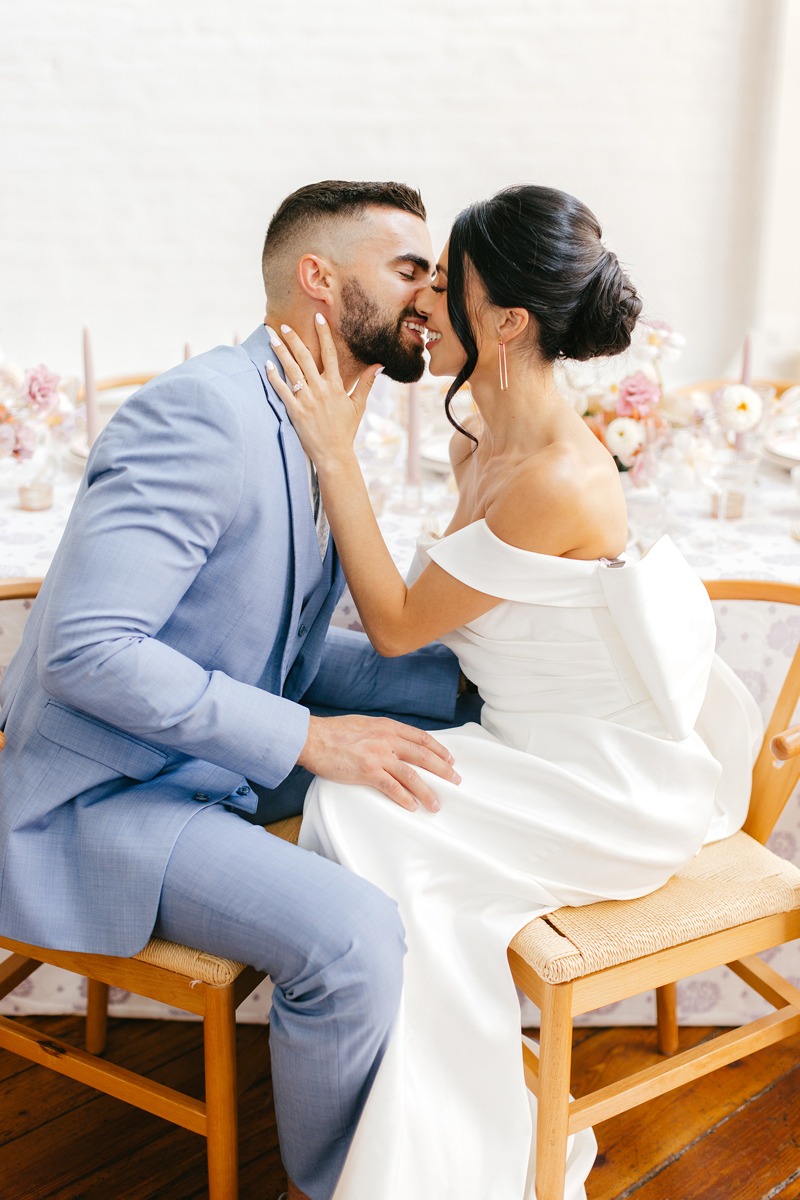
<box><xmin>0</xmin><ymin>352</ymin><xmax>81</xmax><ymax>507</ymax></box>
<box><xmin>559</xmin><ymin>321</ymin><xmax>698</xmax><ymax>486</ymax></box>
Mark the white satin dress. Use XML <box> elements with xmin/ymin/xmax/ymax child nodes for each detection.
<box><xmin>299</xmin><ymin>523</ymin><xmax>762</xmax><ymax>1200</ymax></box>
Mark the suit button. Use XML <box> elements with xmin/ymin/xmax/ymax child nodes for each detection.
<box><xmin>235</xmin><ymin>785</ymin><xmax>251</xmax><ymax>796</ymax></box>
<box><xmin>298</xmin><ymin>623</ymin><xmax>307</xmax><ymax>637</ymax></box>
<box><xmin>192</xmin><ymin>792</ymin><xmax>211</xmax><ymax>802</ymax></box>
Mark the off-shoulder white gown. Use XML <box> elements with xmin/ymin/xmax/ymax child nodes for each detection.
<box><xmin>299</xmin><ymin>523</ymin><xmax>762</xmax><ymax>1200</ymax></box>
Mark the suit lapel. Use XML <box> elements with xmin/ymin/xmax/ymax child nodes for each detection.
<box><xmin>243</xmin><ymin>325</ymin><xmax>329</xmax><ymax>683</ymax></box>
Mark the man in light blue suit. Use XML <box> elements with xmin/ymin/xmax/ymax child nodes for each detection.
<box><xmin>0</xmin><ymin>181</ymin><xmax>470</xmax><ymax>1200</ymax></box>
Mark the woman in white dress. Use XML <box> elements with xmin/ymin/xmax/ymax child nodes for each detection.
<box><xmin>267</xmin><ymin>185</ymin><xmax>761</xmax><ymax>1200</ymax></box>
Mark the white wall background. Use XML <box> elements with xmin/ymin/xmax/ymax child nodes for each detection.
<box><xmin>1</xmin><ymin>0</ymin><xmax>797</xmax><ymax>384</ymax></box>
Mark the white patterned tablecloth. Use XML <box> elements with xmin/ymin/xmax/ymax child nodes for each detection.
<box><xmin>1</xmin><ymin>458</ymin><xmax>798</xmax><ymax>1025</ymax></box>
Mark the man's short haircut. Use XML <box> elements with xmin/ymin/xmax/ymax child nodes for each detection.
<box><xmin>262</xmin><ymin>180</ymin><xmax>426</xmax><ymax>294</ymax></box>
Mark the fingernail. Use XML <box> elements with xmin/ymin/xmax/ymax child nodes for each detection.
<box><xmin>431</xmin><ymin>799</ymin><xmax>440</xmax><ymax>812</ymax></box>
<box><xmin>265</xmin><ymin>325</ymin><xmax>281</xmax><ymax>347</ymax></box>
<box><xmin>280</xmin><ymin>324</ymin><xmax>292</xmax><ymax>334</ymax></box>
<box><xmin>374</xmin><ymin>366</ymin><xmax>384</xmax><ymax>375</ymax></box>
<box><xmin>315</xmin><ymin>312</ymin><xmax>327</xmax><ymax>325</ymax></box>
<box><xmin>266</xmin><ymin>360</ymin><xmax>275</xmax><ymax>372</ymax></box>
<box><xmin>453</xmin><ymin>772</ymin><xmax>462</xmax><ymax>784</ymax></box>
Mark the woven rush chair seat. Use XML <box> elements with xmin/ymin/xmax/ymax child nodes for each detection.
<box><xmin>131</xmin><ymin>937</ymin><xmax>246</xmax><ymax>987</ymax></box>
<box><xmin>511</xmin><ymin>831</ymin><xmax>800</xmax><ymax>986</ymax></box>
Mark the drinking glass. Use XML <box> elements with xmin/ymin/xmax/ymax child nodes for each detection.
<box><xmin>692</xmin><ymin>433</ymin><xmax>759</xmax><ymax>546</ymax></box>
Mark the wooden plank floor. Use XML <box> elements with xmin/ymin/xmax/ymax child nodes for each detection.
<box><xmin>0</xmin><ymin>1016</ymin><xmax>798</xmax><ymax>1198</ymax></box>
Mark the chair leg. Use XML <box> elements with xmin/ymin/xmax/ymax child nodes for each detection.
<box><xmin>535</xmin><ymin>982</ymin><xmax>574</xmax><ymax>1200</ymax></box>
<box><xmin>656</xmin><ymin>982</ymin><xmax>679</xmax><ymax>1056</ymax></box>
<box><xmin>85</xmin><ymin>979</ymin><xmax>109</xmax><ymax>1054</ymax></box>
<box><xmin>204</xmin><ymin>984</ymin><xmax>239</xmax><ymax>1200</ymax></box>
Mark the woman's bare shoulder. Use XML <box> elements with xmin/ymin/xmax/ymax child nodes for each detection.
<box><xmin>486</xmin><ymin>439</ymin><xmax>627</xmax><ymax>558</ymax></box>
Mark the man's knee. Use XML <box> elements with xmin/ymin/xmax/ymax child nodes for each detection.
<box><xmin>284</xmin><ymin>874</ymin><xmax>405</xmax><ymax>1027</ymax></box>
<box><xmin>341</xmin><ymin>881</ymin><xmax>406</xmax><ymax>1025</ymax></box>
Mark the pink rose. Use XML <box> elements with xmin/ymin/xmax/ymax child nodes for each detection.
<box><xmin>23</xmin><ymin>364</ymin><xmax>61</xmax><ymax>414</ymax></box>
<box><xmin>616</xmin><ymin>371</ymin><xmax>660</xmax><ymax>418</ymax></box>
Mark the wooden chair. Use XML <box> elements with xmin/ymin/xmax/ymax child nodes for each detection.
<box><xmin>508</xmin><ymin>579</ymin><xmax>800</xmax><ymax>1199</ymax></box>
<box><xmin>0</xmin><ymin>577</ymin><xmax>298</xmax><ymax>1200</ymax></box>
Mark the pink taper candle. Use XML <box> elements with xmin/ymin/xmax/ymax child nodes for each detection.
<box><xmin>740</xmin><ymin>333</ymin><xmax>752</xmax><ymax>386</ymax></box>
<box><xmin>405</xmin><ymin>382</ymin><xmax>422</xmax><ymax>487</ymax></box>
<box><xmin>83</xmin><ymin>326</ymin><xmax>99</xmax><ymax>448</ymax></box>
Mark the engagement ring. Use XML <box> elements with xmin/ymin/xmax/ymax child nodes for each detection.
<box><xmin>292</xmin><ymin>380</ymin><xmax>305</xmax><ymax>393</ymax></box>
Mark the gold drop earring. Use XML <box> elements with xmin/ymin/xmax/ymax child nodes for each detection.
<box><xmin>498</xmin><ymin>340</ymin><xmax>509</xmax><ymax>391</ymax></box>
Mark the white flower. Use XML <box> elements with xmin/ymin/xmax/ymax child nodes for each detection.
<box><xmin>641</xmin><ymin>323</ymin><xmax>686</xmax><ymax>363</ymax></box>
<box><xmin>777</xmin><ymin>385</ymin><xmax>800</xmax><ymax>419</ymax></box>
<box><xmin>716</xmin><ymin>385</ymin><xmax>763</xmax><ymax>433</ymax></box>
<box><xmin>605</xmin><ymin>416</ymin><xmax>645</xmax><ymax>464</ymax></box>
<box><xmin>659</xmin><ymin>388</ymin><xmax>711</xmax><ymax>426</ymax></box>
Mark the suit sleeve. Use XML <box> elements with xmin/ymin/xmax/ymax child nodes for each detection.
<box><xmin>37</xmin><ymin>374</ymin><xmax>309</xmax><ymax>789</ymax></box>
<box><xmin>304</xmin><ymin>625</ymin><xmax>461</xmax><ymax>722</ymax></box>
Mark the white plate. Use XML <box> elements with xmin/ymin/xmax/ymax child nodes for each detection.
<box><xmin>765</xmin><ymin>433</ymin><xmax>800</xmax><ymax>466</ymax></box>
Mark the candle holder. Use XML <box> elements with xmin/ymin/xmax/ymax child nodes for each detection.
<box><xmin>18</xmin><ymin>481</ymin><xmax>54</xmax><ymax>511</ymax></box>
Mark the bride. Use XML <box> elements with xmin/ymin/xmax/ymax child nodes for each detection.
<box><xmin>267</xmin><ymin>185</ymin><xmax>761</xmax><ymax>1200</ymax></box>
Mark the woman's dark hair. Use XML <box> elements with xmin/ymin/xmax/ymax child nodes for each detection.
<box><xmin>444</xmin><ymin>185</ymin><xmax>642</xmax><ymax>437</ymax></box>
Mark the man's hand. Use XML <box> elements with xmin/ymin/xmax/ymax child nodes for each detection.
<box><xmin>297</xmin><ymin>714</ymin><xmax>461</xmax><ymax>813</ymax></box>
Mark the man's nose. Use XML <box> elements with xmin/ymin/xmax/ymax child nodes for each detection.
<box><xmin>413</xmin><ymin>283</ymin><xmax>433</xmax><ymax>318</ymax></box>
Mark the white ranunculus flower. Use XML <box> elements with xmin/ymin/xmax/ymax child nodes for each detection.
<box><xmin>605</xmin><ymin>416</ymin><xmax>645</xmax><ymax>464</ymax></box>
<box><xmin>716</xmin><ymin>384</ymin><xmax>763</xmax><ymax>433</ymax></box>
<box><xmin>659</xmin><ymin>388</ymin><xmax>711</xmax><ymax>426</ymax></box>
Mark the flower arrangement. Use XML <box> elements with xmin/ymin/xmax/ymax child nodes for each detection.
<box><xmin>560</xmin><ymin>321</ymin><xmax>699</xmax><ymax>485</ymax></box>
<box><xmin>0</xmin><ymin>357</ymin><xmax>80</xmax><ymax>465</ymax></box>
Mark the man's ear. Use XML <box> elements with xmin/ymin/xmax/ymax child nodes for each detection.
<box><xmin>497</xmin><ymin>308</ymin><xmax>530</xmax><ymax>344</ymax></box>
<box><xmin>296</xmin><ymin>253</ymin><xmax>336</xmax><ymax>305</ymax></box>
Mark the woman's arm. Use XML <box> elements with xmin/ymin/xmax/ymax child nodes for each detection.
<box><xmin>267</xmin><ymin>318</ymin><xmax>501</xmax><ymax>656</ymax></box>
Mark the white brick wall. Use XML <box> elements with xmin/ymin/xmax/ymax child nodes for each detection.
<box><xmin>0</xmin><ymin>0</ymin><xmax>788</xmax><ymax>382</ymax></box>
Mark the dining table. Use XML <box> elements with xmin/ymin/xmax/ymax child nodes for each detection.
<box><xmin>1</xmin><ymin>443</ymin><xmax>799</xmax><ymax>1028</ymax></box>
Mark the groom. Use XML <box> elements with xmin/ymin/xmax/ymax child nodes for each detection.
<box><xmin>0</xmin><ymin>181</ymin><xmax>465</xmax><ymax>1200</ymax></box>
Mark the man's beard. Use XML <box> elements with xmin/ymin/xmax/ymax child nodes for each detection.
<box><xmin>339</xmin><ymin>277</ymin><xmax>425</xmax><ymax>383</ymax></box>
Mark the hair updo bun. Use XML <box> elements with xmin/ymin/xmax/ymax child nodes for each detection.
<box><xmin>444</xmin><ymin>185</ymin><xmax>643</xmax><ymax>423</ymax></box>
<box><xmin>559</xmin><ymin>249</ymin><xmax>642</xmax><ymax>361</ymax></box>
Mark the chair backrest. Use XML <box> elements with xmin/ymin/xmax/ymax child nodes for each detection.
<box><xmin>677</xmin><ymin>378</ymin><xmax>799</xmax><ymax>399</ymax></box>
<box><xmin>0</xmin><ymin>579</ymin><xmax>44</xmax><ymax>603</ymax></box>
<box><xmin>78</xmin><ymin>374</ymin><xmax>157</xmax><ymax>404</ymax></box>
<box><xmin>97</xmin><ymin>374</ymin><xmax>156</xmax><ymax>394</ymax></box>
<box><xmin>704</xmin><ymin>579</ymin><xmax>800</xmax><ymax>845</ymax></box>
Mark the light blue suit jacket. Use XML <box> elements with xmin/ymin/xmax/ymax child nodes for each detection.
<box><xmin>0</xmin><ymin>326</ymin><xmax>459</xmax><ymax>956</ymax></box>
